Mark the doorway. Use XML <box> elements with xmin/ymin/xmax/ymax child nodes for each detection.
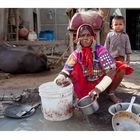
<box><xmin>33</xmin><ymin>12</ymin><xmax>38</xmax><ymax>33</ymax></box>
<box><xmin>126</xmin><ymin>9</ymin><xmax>140</xmax><ymax>50</ymax></box>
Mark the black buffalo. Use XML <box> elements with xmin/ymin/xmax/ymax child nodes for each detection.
<box><xmin>0</xmin><ymin>44</ymin><xmax>49</xmax><ymax>73</ymax></box>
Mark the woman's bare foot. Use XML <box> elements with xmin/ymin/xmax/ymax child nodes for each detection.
<box><xmin>108</xmin><ymin>93</ymin><xmax>122</xmax><ymax>103</ymax></box>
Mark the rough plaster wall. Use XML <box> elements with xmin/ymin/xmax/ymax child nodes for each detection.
<box><xmin>20</xmin><ymin>8</ymin><xmax>34</xmax><ymax>30</ymax></box>
<box><xmin>39</xmin><ymin>8</ymin><xmax>55</xmax><ymax>33</ymax></box>
<box><xmin>55</xmin><ymin>9</ymin><xmax>69</xmax><ymax>40</ymax></box>
<box><xmin>39</xmin><ymin>8</ymin><xmax>69</xmax><ymax>40</ymax></box>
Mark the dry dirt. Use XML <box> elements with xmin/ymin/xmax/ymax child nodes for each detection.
<box><xmin>0</xmin><ymin>68</ymin><xmax>59</xmax><ymax>92</ymax></box>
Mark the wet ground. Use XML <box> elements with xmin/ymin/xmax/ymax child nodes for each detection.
<box><xmin>0</xmin><ymin>51</ymin><xmax>140</xmax><ymax>131</ymax></box>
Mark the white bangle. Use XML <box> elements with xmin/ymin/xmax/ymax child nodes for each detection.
<box><xmin>95</xmin><ymin>76</ymin><xmax>112</xmax><ymax>92</ymax></box>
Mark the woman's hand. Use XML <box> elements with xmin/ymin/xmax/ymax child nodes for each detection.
<box><xmin>56</xmin><ymin>78</ymin><xmax>71</xmax><ymax>87</ymax></box>
<box><xmin>54</xmin><ymin>74</ymin><xmax>71</xmax><ymax>87</ymax></box>
<box><xmin>88</xmin><ymin>87</ymin><xmax>100</xmax><ymax>101</ymax></box>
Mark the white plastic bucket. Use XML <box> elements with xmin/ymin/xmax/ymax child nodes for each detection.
<box><xmin>39</xmin><ymin>81</ymin><xmax>73</xmax><ymax>121</ymax></box>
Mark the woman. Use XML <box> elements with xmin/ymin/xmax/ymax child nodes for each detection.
<box><xmin>54</xmin><ymin>24</ymin><xmax>134</xmax><ymax>103</ymax></box>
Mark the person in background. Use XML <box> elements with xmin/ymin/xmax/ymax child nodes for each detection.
<box><xmin>54</xmin><ymin>24</ymin><xmax>133</xmax><ymax>104</ymax></box>
<box><xmin>104</xmin><ymin>15</ymin><xmax>132</xmax><ymax>64</ymax></box>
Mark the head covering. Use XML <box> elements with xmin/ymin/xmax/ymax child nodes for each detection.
<box><xmin>75</xmin><ymin>24</ymin><xmax>96</xmax><ymax>75</ymax></box>
<box><xmin>75</xmin><ymin>24</ymin><xmax>96</xmax><ymax>43</ymax></box>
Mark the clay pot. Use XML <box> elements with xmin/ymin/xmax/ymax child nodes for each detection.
<box><xmin>18</xmin><ymin>27</ymin><xmax>29</xmax><ymax>38</ymax></box>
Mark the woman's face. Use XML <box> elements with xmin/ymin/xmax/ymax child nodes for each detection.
<box><xmin>79</xmin><ymin>29</ymin><xmax>94</xmax><ymax>47</ymax></box>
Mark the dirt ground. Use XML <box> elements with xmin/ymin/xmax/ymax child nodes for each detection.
<box><xmin>0</xmin><ymin>51</ymin><xmax>140</xmax><ymax>131</ymax></box>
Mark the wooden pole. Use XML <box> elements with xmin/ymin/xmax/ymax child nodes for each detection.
<box><xmin>4</xmin><ymin>8</ymin><xmax>9</xmax><ymax>41</ymax></box>
<box><xmin>15</xmin><ymin>8</ymin><xmax>19</xmax><ymax>41</ymax></box>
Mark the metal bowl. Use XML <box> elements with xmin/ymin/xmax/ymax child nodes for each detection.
<box><xmin>77</xmin><ymin>95</ymin><xmax>99</xmax><ymax>115</ymax></box>
<box><xmin>108</xmin><ymin>102</ymin><xmax>140</xmax><ymax>116</ymax></box>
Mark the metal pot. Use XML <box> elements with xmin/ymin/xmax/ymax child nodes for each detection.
<box><xmin>112</xmin><ymin>111</ymin><xmax>140</xmax><ymax>131</ymax></box>
<box><xmin>108</xmin><ymin>103</ymin><xmax>140</xmax><ymax>116</ymax></box>
<box><xmin>77</xmin><ymin>95</ymin><xmax>99</xmax><ymax>115</ymax></box>
<box><xmin>112</xmin><ymin>96</ymin><xmax>140</xmax><ymax>131</ymax></box>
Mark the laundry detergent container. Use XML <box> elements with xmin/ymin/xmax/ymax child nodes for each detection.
<box><xmin>39</xmin><ymin>81</ymin><xmax>73</xmax><ymax>121</ymax></box>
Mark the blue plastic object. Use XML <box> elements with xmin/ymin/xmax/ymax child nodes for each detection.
<box><xmin>39</xmin><ymin>30</ymin><xmax>55</xmax><ymax>41</ymax></box>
